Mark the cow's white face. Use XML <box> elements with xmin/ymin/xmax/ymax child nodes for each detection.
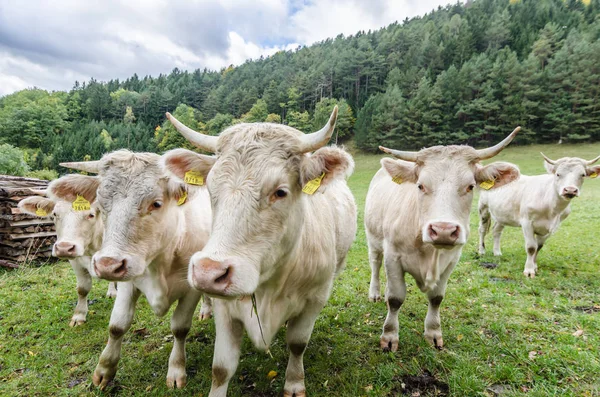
<box><xmin>544</xmin><ymin>157</ymin><xmax>599</xmax><ymax>200</ymax></box>
<box><xmin>163</xmin><ymin>128</ymin><xmax>353</xmax><ymax>298</ymax></box>
<box><xmin>382</xmin><ymin>146</ymin><xmax>520</xmax><ymax>249</ymax></box>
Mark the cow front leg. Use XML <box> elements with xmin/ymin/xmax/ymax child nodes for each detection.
<box><xmin>380</xmin><ymin>254</ymin><xmax>406</xmax><ymax>352</ymax></box>
<box><xmin>521</xmin><ymin>222</ymin><xmax>537</xmax><ymax>277</ymax></box>
<box><xmin>492</xmin><ymin>222</ymin><xmax>504</xmax><ymax>256</ymax></box>
<box><xmin>166</xmin><ymin>290</ymin><xmax>202</xmax><ymax>389</ymax></box>
<box><xmin>533</xmin><ymin>235</ymin><xmax>548</xmax><ymax>273</ymax></box>
<box><xmin>198</xmin><ymin>294</ymin><xmax>213</xmax><ymax>321</ymax></box>
<box><xmin>478</xmin><ymin>203</ymin><xmax>491</xmax><ymax>255</ymax></box>
<box><xmin>367</xmin><ymin>239</ymin><xmax>384</xmax><ymax>302</ymax></box>
<box><xmin>106</xmin><ymin>282</ymin><xmax>118</xmax><ymax>298</ymax></box>
<box><xmin>70</xmin><ymin>260</ymin><xmax>92</xmax><ymax>327</ymax></box>
<box><xmin>93</xmin><ymin>283</ymin><xmax>140</xmax><ymax>390</ymax></box>
<box><xmin>283</xmin><ymin>301</ymin><xmax>325</xmax><ymax>397</ymax></box>
<box><xmin>423</xmin><ymin>263</ymin><xmax>453</xmax><ymax>349</ymax></box>
<box><xmin>208</xmin><ymin>304</ymin><xmax>243</xmax><ymax>397</ymax></box>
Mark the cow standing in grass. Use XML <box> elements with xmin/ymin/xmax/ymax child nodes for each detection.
<box><xmin>478</xmin><ymin>154</ymin><xmax>600</xmax><ymax>277</ymax></box>
<box><xmin>60</xmin><ymin>150</ymin><xmax>212</xmax><ymax>389</ymax></box>
<box><xmin>18</xmin><ymin>175</ymin><xmax>117</xmax><ymax>326</ymax></box>
<box><xmin>366</xmin><ymin>128</ymin><xmax>520</xmax><ymax>351</ymax></box>
<box><xmin>165</xmin><ymin>107</ymin><xmax>357</xmax><ymax>397</ymax></box>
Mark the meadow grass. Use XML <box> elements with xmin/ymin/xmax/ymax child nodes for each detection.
<box><xmin>1</xmin><ymin>143</ymin><xmax>599</xmax><ymax>396</ymax></box>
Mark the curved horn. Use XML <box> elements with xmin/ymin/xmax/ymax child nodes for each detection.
<box><xmin>29</xmin><ymin>189</ymin><xmax>47</xmax><ymax>196</ymax></box>
<box><xmin>298</xmin><ymin>106</ymin><xmax>338</xmax><ymax>153</ymax></box>
<box><xmin>378</xmin><ymin>146</ymin><xmax>418</xmax><ymax>162</ymax></box>
<box><xmin>586</xmin><ymin>154</ymin><xmax>600</xmax><ymax>165</ymax></box>
<box><xmin>166</xmin><ymin>112</ymin><xmax>218</xmax><ymax>153</ymax></box>
<box><xmin>59</xmin><ymin>161</ymin><xmax>101</xmax><ymax>174</ymax></box>
<box><xmin>476</xmin><ymin>126</ymin><xmax>521</xmax><ymax>160</ymax></box>
<box><xmin>540</xmin><ymin>152</ymin><xmax>556</xmax><ymax>165</ymax></box>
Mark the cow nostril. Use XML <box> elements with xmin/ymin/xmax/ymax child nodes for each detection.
<box><xmin>114</xmin><ymin>259</ymin><xmax>127</xmax><ymax>275</ymax></box>
<box><xmin>67</xmin><ymin>245</ymin><xmax>75</xmax><ymax>252</ymax></box>
<box><xmin>428</xmin><ymin>225</ymin><xmax>438</xmax><ymax>237</ymax></box>
<box><xmin>214</xmin><ymin>266</ymin><xmax>231</xmax><ymax>284</ymax></box>
<box><xmin>451</xmin><ymin>226</ymin><xmax>460</xmax><ymax>239</ymax></box>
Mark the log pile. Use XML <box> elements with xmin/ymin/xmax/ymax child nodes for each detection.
<box><xmin>0</xmin><ymin>175</ymin><xmax>56</xmax><ymax>268</ymax></box>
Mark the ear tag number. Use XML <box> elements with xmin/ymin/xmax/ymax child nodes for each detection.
<box><xmin>302</xmin><ymin>172</ymin><xmax>326</xmax><ymax>195</ymax></box>
<box><xmin>590</xmin><ymin>172</ymin><xmax>598</xmax><ymax>179</ymax></box>
<box><xmin>177</xmin><ymin>190</ymin><xmax>188</xmax><ymax>206</ymax></box>
<box><xmin>72</xmin><ymin>195</ymin><xmax>91</xmax><ymax>211</ymax></box>
<box><xmin>479</xmin><ymin>180</ymin><xmax>495</xmax><ymax>190</ymax></box>
<box><xmin>35</xmin><ymin>207</ymin><xmax>48</xmax><ymax>217</ymax></box>
<box><xmin>184</xmin><ymin>170</ymin><xmax>204</xmax><ymax>186</ymax></box>
<box><xmin>392</xmin><ymin>175</ymin><xmax>403</xmax><ymax>184</ymax></box>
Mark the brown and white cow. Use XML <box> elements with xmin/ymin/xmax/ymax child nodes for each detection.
<box><xmin>164</xmin><ymin>107</ymin><xmax>357</xmax><ymax>397</ymax></box>
<box><xmin>18</xmin><ymin>175</ymin><xmax>117</xmax><ymax>326</ymax></box>
<box><xmin>478</xmin><ymin>153</ymin><xmax>600</xmax><ymax>277</ymax></box>
<box><xmin>60</xmin><ymin>150</ymin><xmax>212</xmax><ymax>389</ymax></box>
<box><xmin>366</xmin><ymin>128</ymin><xmax>520</xmax><ymax>351</ymax></box>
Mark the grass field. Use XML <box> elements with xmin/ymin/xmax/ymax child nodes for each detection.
<box><xmin>1</xmin><ymin>143</ymin><xmax>600</xmax><ymax>396</ymax></box>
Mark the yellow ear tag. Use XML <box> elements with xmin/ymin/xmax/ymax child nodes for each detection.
<box><xmin>184</xmin><ymin>170</ymin><xmax>204</xmax><ymax>186</ymax></box>
<box><xmin>479</xmin><ymin>180</ymin><xmax>495</xmax><ymax>190</ymax></box>
<box><xmin>72</xmin><ymin>195</ymin><xmax>91</xmax><ymax>211</ymax></box>
<box><xmin>590</xmin><ymin>172</ymin><xmax>598</xmax><ymax>179</ymax></box>
<box><xmin>391</xmin><ymin>175</ymin><xmax>403</xmax><ymax>184</ymax></box>
<box><xmin>302</xmin><ymin>172</ymin><xmax>326</xmax><ymax>195</ymax></box>
<box><xmin>35</xmin><ymin>207</ymin><xmax>48</xmax><ymax>217</ymax></box>
<box><xmin>177</xmin><ymin>190</ymin><xmax>188</xmax><ymax>206</ymax></box>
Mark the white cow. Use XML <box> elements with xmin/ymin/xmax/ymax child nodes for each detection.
<box><xmin>366</xmin><ymin>128</ymin><xmax>520</xmax><ymax>351</ymax></box>
<box><xmin>478</xmin><ymin>153</ymin><xmax>600</xmax><ymax>277</ymax></box>
<box><xmin>60</xmin><ymin>150</ymin><xmax>213</xmax><ymax>389</ymax></box>
<box><xmin>18</xmin><ymin>175</ymin><xmax>117</xmax><ymax>326</ymax></box>
<box><xmin>164</xmin><ymin>107</ymin><xmax>357</xmax><ymax>397</ymax></box>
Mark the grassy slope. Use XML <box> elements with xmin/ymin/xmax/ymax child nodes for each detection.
<box><xmin>1</xmin><ymin>143</ymin><xmax>599</xmax><ymax>396</ymax></box>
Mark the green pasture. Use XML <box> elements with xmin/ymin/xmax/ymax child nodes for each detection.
<box><xmin>1</xmin><ymin>143</ymin><xmax>599</xmax><ymax>396</ymax></box>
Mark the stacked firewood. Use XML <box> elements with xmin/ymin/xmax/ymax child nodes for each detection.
<box><xmin>0</xmin><ymin>175</ymin><xmax>56</xmax><ymax>268</ymax></box>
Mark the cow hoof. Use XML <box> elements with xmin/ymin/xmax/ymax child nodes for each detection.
<box><xmin>283</xmin><ymin>390</ymin><xmax>306</xmax><ymax>397</ymax></box>
<box><xmin>424</xmin><ymin>332</ymin><xmax>444</xmax><ymax>349</ymax></box>
<box><xmin>106</xmin><ymin>291</ymin><xmax>117</xmax><ymax>298</ymax></box>
<box><xmin>369</xmin><ymin>293</ymin><xmax>381</xmax><ymax>303</ymax></box>
<box><xmin>69</xmin><ymin>317</ymin><xmax>86</xmax><ymax>327</ymax></box>
<box><xmin>166</xmin><ymin>372</ymin><xmax>187</xmax><ymax>389</ymax></box>
<box><xmin>198</xmin><ymin>309</ymin><xmax>212</xmax><ymax>321</ymax></box>
<box><xmin>92</xmin><ymin>366</ymin><xmax>117</xmax><ymax>390</ymax></box>
<box><xmin>523</xmin><ymin>269</ymin><xmax>536</xmax><ymax>278</ymax></box>
<box><xmin>379</xmin><ymin>335</ymin><xmax>399</xmax><ymax>352</ymax></box>
<box><xmin>493</xmin><ymin>251</ymin><xmax>502</xmax><ymax>256</ymax></box>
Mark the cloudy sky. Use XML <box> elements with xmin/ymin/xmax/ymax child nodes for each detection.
<box><xmin>0</xmin><ymin>0</ymin><xmax>450</xmax><ymax>97</ymax></box>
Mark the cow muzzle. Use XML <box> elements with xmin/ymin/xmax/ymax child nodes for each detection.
<box><xmin>561</xmin><ymin>186</ymin><xmax>579</xmax><ymax>199</ymax></box>
<box><xmin>424</xmin><ymin>221</ymin><xmax>462</xmax><ymax>248</ymax></box>
<box><xmin>52</xmin><ymin>241</ymin><xmax>79</xmax><ymax>258</ymax></box>
<box><xmin>189</xmin><ymin>254</ymin><xmax>259</xmax><ymax>297</ymax></box>
<box><xmin>93</xmin><ymin>255</ymin><xmax>128</xmax><ymax>280</ymax></box>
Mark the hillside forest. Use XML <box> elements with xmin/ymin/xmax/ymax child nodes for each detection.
<box><xmin>2</xmin><ymin>0</ymin><xmax>600</xmax><ymax>177</ymax></box>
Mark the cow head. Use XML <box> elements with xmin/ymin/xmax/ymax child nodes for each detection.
<box><xmin>164</xmin><ymin>107</ymin><xmax>352</xmax><ymax>298</ymax></box>
<box><xmin>541</xmin><ymin>153</ymin><xmax>600</xmax><ymax>200</ymax></box>
<box><xmin>61</xmin><ymin>151</ymin><xmax>187</xmax><ymax>281</ymax></box>
<box><xmin>380</xmin><ymin>128</ymin><xmax>521</xmax><ymax>249</ymax></box>
<box><xmin>18</xmin><ymin>175</ymin><xmax>101</xmax><ymax>259</ymax></box>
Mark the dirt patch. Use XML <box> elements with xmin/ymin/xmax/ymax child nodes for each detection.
<box><xmin>480</xmin><ymin>262</ymin><xmax>498</xmax><ymax>269</ymax></box>
<box><xmin>392</xmin><ymin>370</ymin><xmax>449</xmax><ymax>396</ymax></box>
<box><xmin>67</xmin><ymin>377</ymin><xmax>85</xmax><ymax>388</ymax></box>
<box><xmin>489</xmin><ymin>277</ymin><xmax>513</xmax><ymax>283</ymax></box>
<box><xmin>574</xmin><ymin>305</ymin><xmax>600</xmax><ymax>314</ymax></box>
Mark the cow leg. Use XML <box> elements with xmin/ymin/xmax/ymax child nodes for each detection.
<box><xmin>106</xmin><ymin>282</ymin><xmax>118</xmax><ymax>298</ymax></box>
<box><xmin>198</xmin><ymin>294</ymin><xmax>213</xmax><ymax>321</ymax></box>
<box><xmin>208</xmin><ymin>304</ymin><xmax>244</xmax><ymax>397</ymax></box>
<box><xmin>521</xmin><ymin>222</ymin><xmax>537</xmax><ymax>278</ymax></box>
<box><xmin>166</xmin><ymin>290</ymin><xmax>201</xmax><ymax>389</ymax></box>
<box><xmin>70</xmin><ymin>260</ymin><xmax>92</xmax><ymax>327</ymax></box>
<box><xmin>424</xmin><ymin>262</ymin><xmax>455</xmax><ymax>349</ymax></box>
<box><xmin>478</xmin><ymin>203</ymin><xmax>491</xmax><ymax>255</ymax></box>
<box><xmin>380</xmin><ymin>254</ymin><xmax>406</xmax><ymax>352</ymax></box>
<box><xmin>533</xmin><ymin>235</ymin><xmax>548</xmax><ymax>273</ymax></box>
<box><xmin>492</xmin><ymin>222</ymin><xmax>505</xmax><ymax>256</ymax></box>
<box><xmin>283</xmin><ymin>301</ymin><xmax>325</xmax><ymax>397</ymax></box>
<box><xmin>93</xmin><ymin>283</ymin><xmax>141</xmax><ymax>390</ymax></box>
<box><xmin>367</xmin><ymin>239</ymin><xmax>384</xmax><ymax>302</ymax></box>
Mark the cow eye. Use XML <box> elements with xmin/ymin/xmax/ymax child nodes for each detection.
<box><xmin>581</xmin><ymin>174</ymin><xmax>586</xmax><ymax>177</ymax></box>
<box><xmin>556</xmin><ymin>173</ymin><xmax>561</xmax><ymax>177</ymax></box>
<box><xmin>88</xmin><ymin>213</ymin><xmax>95</xmax><ymax>219</ymax></box>
<box><xmin>417</xmin><ymin>183</ymin><xmax>425</xmax><ymax>191</ymax></box>
<box><xmin>151</xmin><ymin>201</ymin><xmax>162</xmax><ymax>210</ymax></box>
<box><xmin>275</xmin><ymin>189</ymin><xmax>287</xmax><ymax>198</ymax></box>
<box><xmin>467</xmin><ymin>184</ymin><xmax>475</xmax><ymax>192</ymax></box>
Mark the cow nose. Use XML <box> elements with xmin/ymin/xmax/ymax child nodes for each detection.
<box><xmin>191</xmin><ymin>258</ymin><xmax>233</xmax><ymax>294</ymax></box>
<box><xmin>54</xmin><ymin>242</ymin><xmax>77</xmax><ymax>258</ymax></box>
<box><xmin>562</xmin><ymin>186</ymin><xmax>579</xmax><ymax>198</ymax></box>
<box><xmin>428</xmin><ymin>222</ymin><xmax>460</xmax><ymax>245</ymax></box>
<box><xmin>94</xmin><ymin>256</ymin><xmax>127</xmax><ymax>280</ymax></box>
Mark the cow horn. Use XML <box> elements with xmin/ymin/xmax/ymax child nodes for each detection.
<box><xmin>476</xmin><ymin>126</ymin><xmax>520</xmax><ymax>160</ymax></box>
<box><xmin>166</xmin><ymin>112</ymin><xmax>218</xmax><ymax>153</ymax></box>
<box><xmin>378</xmin><ymin>146</ymin><xmax>418</xmax><ymax>162</ymax></box>
<box><xmin>59</xmin><ymin>161</ymin><xmax>101</xmax><ymax>173</ymax></box>
<box><xmin>298</xmin><ymin>106</ymin><xmax>338</xmax><ymax>153</ymax></box>
<box><xmin>586</xmin><ymin>154</ymin><xmax>600</xmax><ymax>165</ymax></box>
<box><xmin>540</xmin><ymin>152</ymin><xmax>556</xmax><ymax>165</ymax></box>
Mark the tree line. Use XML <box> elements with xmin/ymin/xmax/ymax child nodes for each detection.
<box><xmin>1</xmin><ymin>0</ymin><xmax>600</xmax><ymax>176</ymax></box>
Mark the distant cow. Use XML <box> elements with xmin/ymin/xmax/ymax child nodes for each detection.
<box><xmin>60</xmin><ymin>150</ymin><xmax>213</xmax><ymax>389</ymax></box>
<box><xmin>165</xmin><ymin>107</ymin><xmax>357</xmax><ymax>397</ymax></box>
<box><xmin>366</xmin><ymin>128</ymin><xmax>520</xmax><ymax>351</ymax></box>
<box><xmin>18</xmin><ymin>175</ymin><xmax>117</xmax><ymax>326</ymax></box>
<box><xmin>478</xmin><ymin>153</ymin><xmax>600</xmax><ymax>277</ymax></box>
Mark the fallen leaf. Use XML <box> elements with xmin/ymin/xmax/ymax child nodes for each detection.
<box><xmin>364</xmin><ymin>384</ymin><xmax>373</xmax><ymax>392</ymax></box>
<box><xmin>457</xmin><ymin>334</ymin><xmax>464</xmax><ymax>341</ymax></box>
<box><xmin>572</xmin><ymin>329</ymin><xmax>584</xmax><ymax>337</ymax></box>
<box><xmin>267</xmin><ymin>370</ymin><xmax>277</xmax><ymax>380</ymax></box>
<box><xmin>528</xmin><ymin>351</ymin><xmax>537</xmax><ymax>360</ymax></box>
<box><xmin>323</xmin><ymin>380</ymin><xmax>328</xmax><ymax>388</ymax></box>
<box><xmin>145</xmin><ymin>385</ymin><xmax>152</xmax><ymax>392</ymax></box>
<box><xmin>27</xmin><ymin>351</ymin><xmax>35</xmax><ymax>357</ymax></box>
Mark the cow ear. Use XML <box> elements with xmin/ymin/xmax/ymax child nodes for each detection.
<box><xmin>544</xmin><ymin>160</ymin><xmax>556</xmax><ymax>174</ymax></box>
<box><xmin>475</xmin><ymin>161</ymin><xmax>520</xmax><ymax>189</ymax></box>
<box><xmin>300</xmin><ymin>146</ymin><xmax>354</xmax><ymax>187</ymax></box>
<box><xmin>381</xmin><ymin>158</ymin><xmax>418</xmax><ymax>184</ymax></box>
<box><xmin>161</xmin><ymin>149</ymin><xmax>216</xmax><ymax>184</ymax></box>
<box><xmin>586</xmin><ymin>164</ymin><xmax>600</xmax><ymax>178</ymax></box>
<box><xmin>18</xmin><ymin>196</ymin><xmax>55</xmax><ymax>217</ymax></box>
<box><xmin>48</xmin><ymin>175</ymin><xmax>99</xmax><ymax>203</ymax></box>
